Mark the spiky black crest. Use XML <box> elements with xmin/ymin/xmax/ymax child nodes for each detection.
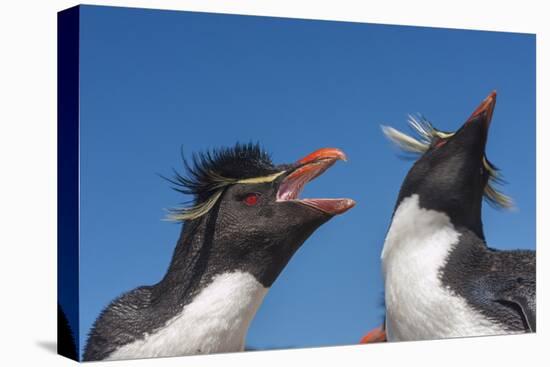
<box><xmin>165</xmin><ymin>143</ymin><xmax>282</xmax><ymax>221</ymax></box>
<box><xmin>382</xmin><ymin>115</ymin><xmax>513</xmax><ymax>209</ymax></box>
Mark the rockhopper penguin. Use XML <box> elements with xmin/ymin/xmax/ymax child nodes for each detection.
<box><xmin>83</xmin><ymin>143</ymin><xmax>355</xmax><ymax>361</ymax></box>
<box><xmin>377</xmin><ymin>91</ymin><xmax>535</xmax><ymax>342</ymax></box>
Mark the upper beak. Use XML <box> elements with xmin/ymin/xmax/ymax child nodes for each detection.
<box><xmin>287</xmin><ymin>148</ymin><xmax>348</xmax><ymax>182</ymax></box>
<box><xmin>297</xmin><ymin>147</ymin><xmax>348</xmax><ymax>165</ymax></box>
<box><xmin>466</xmin><ymin>90</ymin><xmax>497</xmax><ymax>128</ymax></box>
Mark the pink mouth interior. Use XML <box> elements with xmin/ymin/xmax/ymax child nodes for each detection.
<box><xmin>276</xmin><ymin>159</ymin><xmax>355</xmax><ymax>215</ymax></box>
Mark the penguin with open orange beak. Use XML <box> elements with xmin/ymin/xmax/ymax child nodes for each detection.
<box><xmin>84</xmin><ymin>143</ymin><xmax>355</xmax><ymax>360</ymax></box>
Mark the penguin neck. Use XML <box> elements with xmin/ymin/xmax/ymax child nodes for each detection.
<box><xmin>382</xmin><ymin>194</ymin><xmax>461</xmax><ymax>271</ymax></box>
<box><xmin>382</xmin><ymin>193</ymin><xmax>487</xmax><ymax>299</ymax></box>
<box><xmin>152</xmin><ymin>217</ymin><xmax>267</xmax><ymax>311</ymax></box>
<box><xmin>152</xmin><ymin>219</ymin><xmax>218</xmax><ymax>304</ymax></box>
<box><xmin>132</xmin><ymin>218</ymin><xmax>269</xmax><ymax>356</ymax></box>
<box><xmin>394</xmin><ymin>185</ymin><xmax>486</xmax><ymax>241</ymax></box>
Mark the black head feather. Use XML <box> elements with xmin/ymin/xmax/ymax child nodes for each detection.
<box><xmin>165</xmin><ymin>142</ymin><xmax>283</xmax><ymax>221</ymax></box>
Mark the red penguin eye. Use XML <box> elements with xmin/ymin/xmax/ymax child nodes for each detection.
<box><xmin>244</xmin><ymin>193</ymin><xmax>259</xmax><ymax>206</ymax></box>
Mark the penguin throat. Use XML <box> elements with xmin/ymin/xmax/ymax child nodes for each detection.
<box><xmin>382</xmin><ymin>194</ymin><xmax>458</xmax><ymax>262</ymax></box>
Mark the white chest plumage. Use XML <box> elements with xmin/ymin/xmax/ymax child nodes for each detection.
<box><xmin>106</xmin><ymin>271</ymin><xmax>268</xmax><ymax>360</ymax></box>
<box><xmin>381</xmin><ymin>194</ymin><xmax>506</xmax><ymax>341</ymax></box>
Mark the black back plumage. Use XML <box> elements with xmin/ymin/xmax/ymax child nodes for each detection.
<box><xmin>440</xmin><ymin>229</ymin><xmax>536</xmax><ymax>332</ymax></box>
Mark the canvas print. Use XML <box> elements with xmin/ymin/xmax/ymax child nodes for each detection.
<box><xmin>57</xmin><ymin>5</ymin><xmax>536</xmax><ymax>362</ymax></box>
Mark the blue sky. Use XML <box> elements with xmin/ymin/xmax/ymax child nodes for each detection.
<box><xmin>77</xmin><ymin>5</ymin><xmax>535</xmax><ymax>357</ymax></box>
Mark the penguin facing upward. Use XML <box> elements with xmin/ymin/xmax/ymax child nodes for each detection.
<box><xmin>377</xmin><ymin>91</ymin><xmax>535</xmax><ymax>342</ymax></box>
<box><xmin>83</xmin><ymin>143</ymin><xmax>355</xmax><ymax>361</ymax></box>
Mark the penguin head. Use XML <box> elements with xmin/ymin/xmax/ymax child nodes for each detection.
<box><xmin>167</xmin><ymin>143</ymin><xmax>355</xmax><ymax>286</ymax></box>
<box><xmin>384</xmin><ymin>91</ymin><xmax>511</xmax><ymax>237</ymax></box>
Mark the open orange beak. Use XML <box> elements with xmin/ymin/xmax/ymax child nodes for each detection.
<box><xmin>276</xmin><ymin>148</ymin><xmax>355</xmax><ymax>215</ymax></box>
